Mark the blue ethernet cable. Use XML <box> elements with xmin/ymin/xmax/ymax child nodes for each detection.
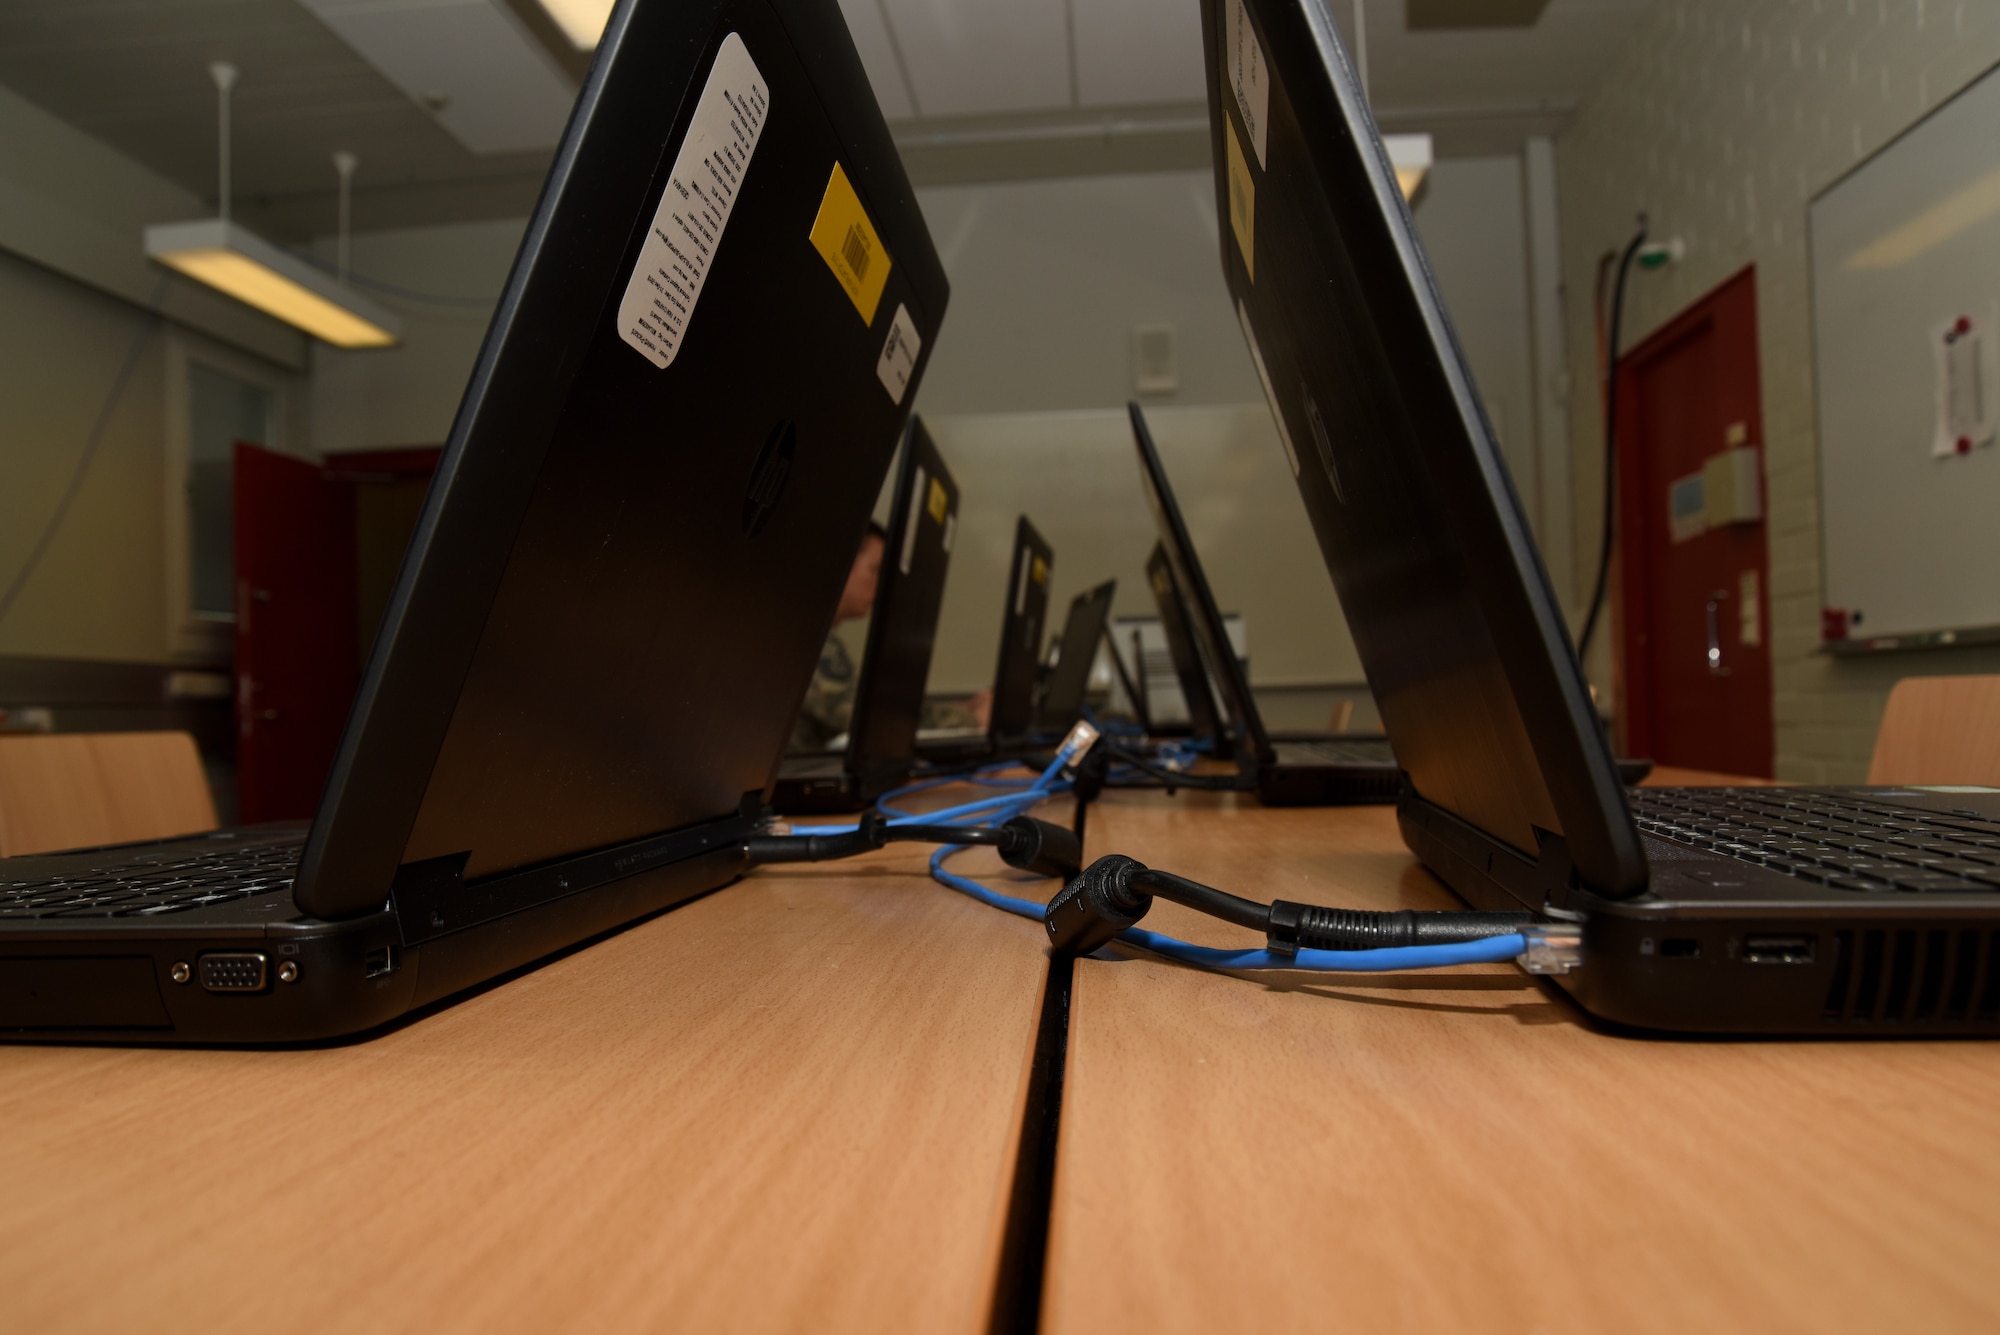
<box><xmin>796</xmin><ymin>731</ymin><xmax>1090</xmax><ymax>835</ymax></box>
<box><xmin>925</xmin><ymin>839</ymin><xmax>1533</xmax><ymax>973</ymax></box>
<box><xmin>767</xmin><ymin>722</ymin><xmax>1554</xmax><ymax>978</ymax></box>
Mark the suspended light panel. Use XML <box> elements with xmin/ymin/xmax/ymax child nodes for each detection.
<box><xmin>144</xmin><ymin>219</ymin><xmax>401</xmax><ymax>348</ymax></box>
<box><xmin>537</xmin><ymin>0</ymin><xmax>615</xmax><ymax>47</ymax></box>
<box><xmin>1385</xmin><ymin>133</ymin><xmax>1433</xmax><ymax>201</ymax></box>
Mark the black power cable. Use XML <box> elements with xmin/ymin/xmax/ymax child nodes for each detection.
<box><xmin>1067</xmin><ymin>742</ymin><xmax>1255</xmax><ymax>850</ymax></box>
<box><xmin>1103</xmin><ymin>747</ymin><xmax>1256</xmax><ymax>793</ymax></box>
<box><xmin>1068</xmin><ymin>745</ymin><xmax>1110</xmax><ymax>847</ymax></box>
<box><xmin>1046</xmin><ymin>854</ymin><xmax>1532</xmax><ymax>959</ymax></box>
<box><xmin>1576</xmin><ymin>218</ymin><xmax>1651</xmax><ymax>666</ymax></box>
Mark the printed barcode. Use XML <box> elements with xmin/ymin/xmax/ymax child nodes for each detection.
<box><xmin>841</xmin><ymin>224</ymin><xmax>871</xmax><ymax>280</ymax></box>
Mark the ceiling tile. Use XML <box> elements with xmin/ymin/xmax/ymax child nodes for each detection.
<box><xmin>832</xmin><ymin>0</ymin><xmax>915</xmax><ymax>121</ymax></box>
<box><xmin>880</xmin><ymin>0</ymin><xmax>1071</xmax><ymax>118</ymax></box>
<box><xmin>1072</xmin><ymin>0</ymin><xmax>1206</xmax><ymax>108</ymax></box>
<box><xmin>1407</xmin><ymin>0</ymin><xmax>1550</xmax><ymax>28</ymax></box>
<box><xmin>302</xmin><ymin>0</ymin><xmax>575</xmax><ymax>154</ymax></box>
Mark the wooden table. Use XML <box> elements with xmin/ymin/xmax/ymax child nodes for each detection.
<box><xmin>1042</xmin><ymin>769</ymin><xmax>2000</xmax><ymax>1333</ymax></box>
<box><xmin>12</xmin><ymin>768</ymin><xmax>2000</xmax><ymax>1331</ymax></box>
<box><xmin>0</xmin><ymin>836</ymin><xmax>1052</xmax><ymax>1333</ymax></box>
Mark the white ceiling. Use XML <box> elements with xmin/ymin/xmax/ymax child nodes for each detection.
<box><xmin>834</xmin><ymin>0</ymin><xmax>1650</xmax><ymax>125</ymax></box>
<box><xmin>300</xmin><ymin>0</ymin><xmax>577</xmax><ymax>154</ymax></box>
<box><xmin>0</xmin><ymin>0</ymin><xmax>1654</xmax><ymax>238</ymax></box>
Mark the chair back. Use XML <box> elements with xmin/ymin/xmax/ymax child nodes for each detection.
<box><xmin>1867</xmin><ymin>676</ymin><xmax>2000</xmax><ymax>786</ymax></box>
<box><xmin>0</xmin><ymin>731</ymin><xmax>218</xmax><ymax>857</ymax></box>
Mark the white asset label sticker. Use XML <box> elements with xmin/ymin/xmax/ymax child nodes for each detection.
<box><xmin>876</xmin><ymin>303</ymin><xmax>921</xmax><ymax>403</ymax></box>
<box><xmin>1225</xmin><ymin>0</ymin><xmax>1269</xmax><ymax>169</ymax></box>
<box><xmin>617</xmin><ymin>33</ymin><xmax>768</xmax><ymax>369</ymax></box>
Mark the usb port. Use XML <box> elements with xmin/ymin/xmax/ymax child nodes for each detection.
<box><xmin>363</xmin><ymin>945</ymin><xmax>398</xmax><ymax>979</ymax></box>
<box><xmin>1742</xmin><ymin>935</ymin><xmax>1815</xmax><ymax>964</ymax></box>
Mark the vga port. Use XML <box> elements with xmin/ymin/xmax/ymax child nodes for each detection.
<box><xmin>198</xmin><ymin>952</ymin><xmax>269</xmax><ymax>992</ymax></box>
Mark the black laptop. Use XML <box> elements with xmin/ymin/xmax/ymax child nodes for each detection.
<box><xmin>1204</xmin><ymin>0</ymin><xmax>2000</xmax><ymax>1033</ymax></box>
<box><xmin>0</xmin><ymin>0</ymin><xmax>946</xmax><ymax>1043</ymax></box>
<box><xmin>1036</xmin><ymin>580</ymin><xmax>1118</xmax><ymax>737</ymax></box>
<box><xmin>1130</xmin><ymin>403</ymin><xmax>1400</xmax><ymax>805</ymax></box>
<box><xmin>774</xmin><ymin>416</ymin><xmax>959</xmax><ymax>813</ymax></box>
<box><xmin>917</xmin><ymin>515</ymin><xmax>1055</xmax><ymax>765</ymax></box>
<box><xmin>1143</xmin><ymin>544</ymin><xmax>1232</xmax><ymax>756</ymax></box>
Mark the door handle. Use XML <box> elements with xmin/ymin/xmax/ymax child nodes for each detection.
<box><xmin>1705</xmin><ymin>591</ymin><xmax>1731</xmax><ymax>677</ymax></box>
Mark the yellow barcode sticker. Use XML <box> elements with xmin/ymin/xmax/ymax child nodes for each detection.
<box><xmin>1031</xmin><ymin>555</ymin><xmax>1048</xmax><ymax>585</ymax></box>
<box><xmin>809</xmin><ymin>163</ymin><xmax>891</xmax><ymax>324</ymax></box>
<box><xmin>1226</xmin><ymin>117</ymin><xmax>1255</xmax><ymax>282</ymax></box>
<box><xmin>926</xmin><ymin>476</ymin><xmax>949</xmax><ymax>524</ymax></box>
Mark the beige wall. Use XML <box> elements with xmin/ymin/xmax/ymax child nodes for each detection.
<box><xmin>0</xmin><ymin>81</ymin><xmax>304</xmax><ymax>369</ymax></box>
<box><xmin>919</xmin><ymin>405</ymin><xmax>1353</xmax><ymax>694</ymax></box>
<box><xmin>0</xmin><ymin>250</ymin><xmax>170</xmax><ymax>662</ymax></box>
<box><xmin>0</xmin><ymin>117</ymin><xmax>1539</xmax><ymax>688</ymax></box>
<box><xmin>0</xmin><ymin>249</ymin><xmax>308</xmax><ymax>666</ymax></box>
<box><xmin>1558</xmin><ymin>1</ymin><xmax>2000</xmax><ymax>782</ymax></box>
<box><xmin>309</xmin><ymin>219</ymin><xmax>526</xmax><ymax>453</ymax></box>
<box><xmin>909</xmin><ymin>163</ymin><xmax>1543</xmax><ymax>697</ymax></box>
<box><xmin>0</xmin><ymin>81</ymin><xmax>307</xmax><ymax>666</ymax></box>
<box><xmin>1411</xmin><ymin>156</ymin><xmax>1541</xmax><ymax>532</ymax></box>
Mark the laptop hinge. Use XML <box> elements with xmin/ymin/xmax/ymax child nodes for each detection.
<box><xmin>1529</xmin><ymin>825</ymin><xmax>1579</xmax><ymax>913</ymax></box>
<box><xmin>1397</xmin><ymin>790</ymin><xmax>1587</xmax><ymax>917</ymax></box>
<box><xmin>390</xmin><ymin>811</ymin><xmax>758</xmax><ymax>946</ymax></box>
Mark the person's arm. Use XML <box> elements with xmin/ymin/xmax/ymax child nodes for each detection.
<box><xmin>919</xmin><ymin>689</ymin><xmax>992</xmax><ymax>732</ymax></box>
<box><xmin>790</xmin><ymin>632</ymin><xmax>858</xmax><ymax>752</ymax></box>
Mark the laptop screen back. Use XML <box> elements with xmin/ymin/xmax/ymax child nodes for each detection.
<box><xmin>848</xmin><ymin>417</ymin><xmax>959</xmax><ymax>771</ymax></box>
<box><xmin>990</xmin><ymin>517</ymin><xmax>1053</xmax><ymax>740</ymax></box>
<box><xmin>1196</xmin><ymin>0</ymin><xmax>1642</xmax><ymax>894</ymax></box>
<box><xmin>1145</xmin><ymin>544</ymin><xmax>1228</xmax><ymax>749</ymax></box>
<box><xmin>1128</xmin><ymin>403</ymin><xmax>1273</xmax><ymax>764</ymax></box>
<box><xmin>295</xmin><ymin>0</ymin><xmax>947</xmax><ymax>914</ymax></box>
<box><xmin>1038</xmin><ymin>580</ymin><xmax>1116</xmax><ymax>733</ymax></box>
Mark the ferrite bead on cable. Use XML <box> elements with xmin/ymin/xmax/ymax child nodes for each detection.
<box><xmin>1045</xmin><ymin>854</ymin><xmax>1152</xmax><ymax>957</ymax></box>
<box><xmin>1264</xmin><ymin>902</ymin><xmax>1533</xmax><ymax>956</ymax></box>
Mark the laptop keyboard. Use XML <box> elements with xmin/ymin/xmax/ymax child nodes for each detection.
<box><xmin>0</xmin><ymin>838</ymin><xmax>303</xmax><ymax>919</ymax></box>
<box><xmin>1278</xmin><ymin>738</ymin><xmax>1393</xmax><ymax>765</ymax></box>
<box><xmin>1633</xmin><ymin>788</ymin><xmax>2000</xmax><ymax>893</ymax></box>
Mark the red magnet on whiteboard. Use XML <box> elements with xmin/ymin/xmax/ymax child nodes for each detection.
<box><xmin>1957</xmin><ymin>316</ymin><xmax>1973</xmax><ymax>334</ymax></box>
<box><xmin>1959</xmin><ymin>436</ymin><xmax>1973</xmax><ymax>454</ymax></box>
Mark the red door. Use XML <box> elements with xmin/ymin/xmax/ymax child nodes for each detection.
<box><xmin>1615</xmin><ymin>267</ymin><xmax>1774</xmax><ymax>777</ymax></box>
<box><xmin>234</xmin><ymin>443</ymin><xmax>358</xmax><ymax>823</ymax></box>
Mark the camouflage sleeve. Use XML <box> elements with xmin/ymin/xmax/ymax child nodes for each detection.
<box><xmin>790</xmin><ymin>631</ymin><xmax>858</xmax><ymax>752</ymax></box>
<box><xmin>920</xmin><ymin>696</ymin><xmax>980</xmax><ymax>731</ymax></box>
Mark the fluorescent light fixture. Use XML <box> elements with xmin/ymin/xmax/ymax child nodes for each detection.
<box><xmin>144</xmin><ymin>219</ymin><xmax>401</xmax><ymax>348</ymax></box>
<box><xmin>537</xmin><ymin>0</ymin><xmax>615</xmax><ymax>48</ymax></box>
<box><xmin>1845</xmin><ymin>166</ymin><xmax>2000</xmax><ymax>270</ymax></box>
<box><xmin>1385</xmin><ymin>133</ymin><xmax>1433</xmax><ymax>201</ymax></box>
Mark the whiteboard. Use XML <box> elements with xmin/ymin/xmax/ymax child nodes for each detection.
<box><xmin>1811</xmin><ymin>60</ymin><xmax>2000</xmax><ymax>648</ymax></box>
<box><xmin>905</xmin><ymin>404</ymin><xmax>1364</xmax><ymax>694</ymax></box>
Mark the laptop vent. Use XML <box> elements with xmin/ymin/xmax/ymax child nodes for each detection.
<box><xmin>1822</xmin><ymin>927</ymin><xmax>2000</xmax><ymax>1024</ymax></box>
